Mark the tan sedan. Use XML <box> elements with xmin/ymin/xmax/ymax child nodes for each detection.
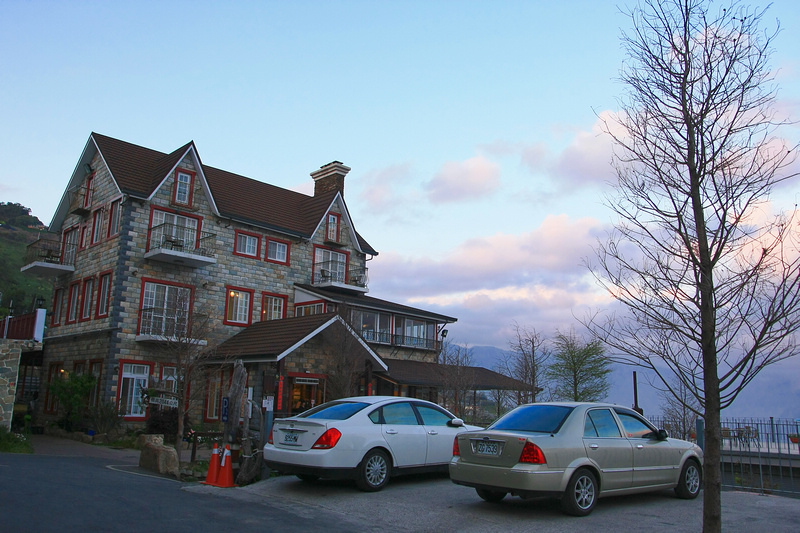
<box><xmin>449</xmin><ymin>402</ymin><xmax>703</xmax><ymax>516</ymax></box>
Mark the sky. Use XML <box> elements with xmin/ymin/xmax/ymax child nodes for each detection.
<box><xmin>2</xmin><ymin>1</ymin><xmax>799</xmax><ymax>419</ymax></box>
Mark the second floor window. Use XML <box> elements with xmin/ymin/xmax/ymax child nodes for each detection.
<box><xmin>225</xmin><ymin>287</ymin><xmax>253</xmax><ymax>325</ymax></box>
<box><xmin>51</xmin><ymin>289</ymin><xmax>64</xmax><ymax>326</ymax></box>
<box><xmin>262</xmin><ymin>293</ymin><xmax>287</xmax><ymax>321</ymax></box>
<box><xmin>67</xmin><ymin>282</ymin><xmax>80</xmax><ymax>324</ymax></box>
<box><xmin>140</xmin><ymin>281</ymin><xmax>191</xmax><ymax>337</ymax></box>
<box><xmin>83</xmin><ymin>175</ymin><xmax>94</xmax><ymax>208</ymax></box>
<box><xmin>266</xmin><ymin>238</ymin><xmax>289</xmax><ymax>264</ymax></box>
<box><xmin>315</xmin><ymin>247</ymin><xmax>347</xmax><ymax>283</ymax></box>
<box><xmin>151</xmin><ymin>209</ymin><xmax>199</xmax><ymax>251</ymax></box>
<box><xmin>96</xmin><ymin>272</ymin><xmax>112</xmax><ymax>318</ymax></box>
<box><xmin>81</xmin><ymin>278</ymin><xmax>94</xmax><ymax>320</ymax></box>
<box><xmin>63</xmin><ymin>226</ymin><xmax>79</xmax><ymax>266</ymax></box>
<box><xmin>91</xmin><ymin>210</ymin><xmax>103</xmax><ymax>245</ymax></box>
<box><xmin>108</xmin><ymin>199</ymin><xmax>121</xmax><ymax>237</ymax></box>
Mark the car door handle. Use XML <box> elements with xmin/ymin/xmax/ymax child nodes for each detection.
<box><xmin>589</xmin><ymin>443</ymin><xmax>599</xmax><ymax>449</ymax></box>
<box><xmin>637</xmin><ymin>444</ymin><xmax>644</xmax><ymax>449</ymax></box>
<box><xmin>428</xmin><ymin>430</ymin><xmax>438</xmax><ymax>435</ymax></box>
<box><xmin>386</xmin><ymin>429</ymin><xmax>398</xmax><ymax>435</ymax></box>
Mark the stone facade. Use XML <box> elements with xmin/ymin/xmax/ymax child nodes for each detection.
<box><xmin>33</xmin><ymin>134</ymin><xmax>453</xmax><ymax>429</ymax></box>
<box><xmin>0</xmin><ymin>341</ymin><xmax>23</xmax><ymax>430</ymax></box>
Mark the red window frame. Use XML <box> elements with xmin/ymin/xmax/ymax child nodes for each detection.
<box><xmin>80</xmin><ymin>276</ymin><xmax>94</xmax><ymax>322</ymax></box>
<box><xmin>313</xmin><ymin>245</ymin><xmax>350</xmax><ymax>284</ymax></box>
<box><xmin>172</xmin><ymin>168</ymin><xmax>195</xmax><ymax>207</ymax></box>
<box><xmin>146</xmin><ymin>207</ymin><xmax>203</xmax><ymax>252</ymax></box>
<box><xmin>79</xmin><ymin>223</ymin><xmax>90</xmax><ymax>250</ymax></box>
<box><xmin>83</xmin><ymin>175</ymin><xmax>94</xmax><ymax>208</ymax></box>
<box><xmin>261</xmin><ymin>292</ymin><xmax>288</xmax><ymax>321</ymax></box>
<box><xmin>137</xmin><ymin>277</ymin><xmax>195</xmax><ymax>336</ymax></box>
<box><xmin>233</xmin><ymin>229</ymin><xmax>262</xmax><ymax>259</ymax></box>
<box><xmin>91</xmin><ymin>209</ymin><xmax>103</xmax><ymax>245</ymax></box>
<box><xmin>107</xmin><ymin>198</ymin><xmax>122</xmax><ymax>238</ymax></box>
<box><xmin>44</xmin><ymin>362</ymin><xmax>64</xmax><ymax>414</ymax></box>
<box><xmin>95</xmin><ymin>270</ymin><xmax>113</xmax><ymax>319</ymax></box>
<box><xmin>265</xmin><ymin>237</ymin><xmax>291</xmax><ymax>265</ymax></box>
<box><xmin>116</xmin><ymin>359</ymin><xmax>155</xmax><ymax>421</ymax></box>
<box><xmin>326</xmin><ymin>212</ymin><xmax>341</xmax><ymax>242</ymax></box>
<box><xmin>224</xmin><ymin>285</ymin><xmax>254</xmax><ymax>326</ymax></box>
<box><xmin>51</xmin><ymin>288</ymin><xmax>64</xmax><ymax>326</ymax></box>
<box><xmin>66</xmin><ymin>281</ymin><xmax>81</xmax><ymax>324</ymax></box>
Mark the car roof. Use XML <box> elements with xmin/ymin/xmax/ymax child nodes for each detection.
<box><xmin>331</xmin><ymin>396</ymin><xmax>435</xmax><ymax>406</ymax></box>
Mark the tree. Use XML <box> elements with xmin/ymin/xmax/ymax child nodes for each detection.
<box><xmin>49</xmin><ymin>372</ymin><xmax>96</xmax><ymax>431</ymax></box>
<box><xmin>659</xmin><ymin>378</ymin><xmax>701</xmax><ymax>441</ymax></box>
<box><xmin>499</xmin><ymin>322</ymin><xmax>551</xmax><ymax>404</ymax></box>
<box><xmin>546</xmin><ymin>329</ymin><xmax>611</xmax><ymax>402</ymax></box>
<box><xmin>585</xmin><ymin>1</ymin><xmax>800</xmax><ymax>530</ymax></box>
<box><xmin>438</xmin><ymin>341</ymin><xmax>476</xmax><ymax>418</ymax></box>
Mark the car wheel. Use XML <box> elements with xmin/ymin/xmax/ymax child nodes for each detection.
<box><xmin>675</xmin><ymin>459</ymin><xmax>702</xmax><ymax>499</ymax></box>
<box><xmin>561</xmin><ymin>468</ymin><xmax>598</xmax><ymax>516</ymax></box>
<box><xmin>296</xmin><ymin>474</ymin><xmax>319</xmax><ymax>483</ymax></box>
<box><xmin>356</xmin><ymin>449</ymin><xmax>390</xmax><ymax>492</ymax></box>
<box><xmin>476</xmin><ymin>488</ymin><xmax>506</xmax><ymax>503</ymax></box>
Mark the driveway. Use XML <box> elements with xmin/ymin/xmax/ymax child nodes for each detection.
<box><xmin>188</xmin><ymin>472</ymin><xmax>800</xmax><ymax>533</ymax></box>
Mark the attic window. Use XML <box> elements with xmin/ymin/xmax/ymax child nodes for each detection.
<box><xmin>173</xmin><ymin>170</ymin><xmax>195</xmax><ymax>206</ymax></box>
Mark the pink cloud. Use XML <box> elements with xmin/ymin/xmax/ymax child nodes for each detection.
<box><xmin>357</xmin><ymin>163</ymin><xmax>413</xmax><ymax>213</ymax></box>
<box><xmin>424</xmin><ymin>156</ymin><xmax>501</xmax><ymax>203</ymax></box>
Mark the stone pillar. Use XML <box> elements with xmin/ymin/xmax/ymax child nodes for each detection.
<box><xmin>0</xmin><ymin>341</ymin><xmax>23</xmax><ymax>431</ymax></box>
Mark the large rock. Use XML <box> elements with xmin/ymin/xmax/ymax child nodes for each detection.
<box><xmin>139</xmin><ymin>442</ymin><xmax>179</xmax><ymax>478</ymax></box>
<box><xmin>136</xmin><ymin>434</ymin><xmax>164</xmax><ymax>448</ymax></box>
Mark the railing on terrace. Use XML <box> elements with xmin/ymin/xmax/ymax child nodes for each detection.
<box><xmin>313</xmin><ymin>260</ymin><xmax>368</xmax><ymax>289</ymax></box>
<box><xmin>1</xmin><ymin>309</ymin><xmax>46</xmax><ymax>342</ymax></box>
<box><xmin>358</xmin><ymin>329</ymin><xmax>439</xmax><ymax>351</ymax></box>
<box><xmin>147</xmin><ymin>222</ymin><xmax>216</xmax><ymax>257</ymax></box>
<box><xmin>649</xmin><ymin>415</ymin><xmax>800</xmax><ymax>497</ymax></box>
<box><xmin>25</xmin><ymin>236</ymin><xmax>78</xmax><ymax>267</ymax></box>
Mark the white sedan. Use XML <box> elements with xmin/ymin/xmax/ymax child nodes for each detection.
<box><xmin>264</xmin><ymin>396</ymin><xmax>479</xmax><ymax>491</ymax></box>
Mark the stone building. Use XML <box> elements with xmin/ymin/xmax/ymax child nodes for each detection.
<box><xmin>23</xmin><ymin>133</ymin><xmax>457</xmax><ymax>427</ymax></box>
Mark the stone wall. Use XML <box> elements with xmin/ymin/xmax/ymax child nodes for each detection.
<box><xmin>0</xmin><ymin>341</ymin><xmax>23</xmax><ymax>431</ymax></box>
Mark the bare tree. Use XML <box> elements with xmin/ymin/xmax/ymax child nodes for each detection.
<box><xmin>585</xmin><ymin>1</ymin><xmax>800</xmax><ymax>530</ymax></box>
<box><xmin>325</xmin><ymin>307</ymin><xmax>375</xmax><ymax>400</ymax></box>
<box><xmin>498</xmin><ymin>322</ymin><xmax>550</xmax><ymax>404</ymax></box>
<box><xmin>546</xmin><ymin>329</ymin><xmax>611</xmax><ymax>402</ymax></box>
<box><xmin>438</xmin><ymin>341</ymin><xmax>476</xmax><ymax>418</ymax></box>
<box><xmin>659</xmin><ymin>378</ymin><xmax>701</xmax><ymax>441</ymax></box>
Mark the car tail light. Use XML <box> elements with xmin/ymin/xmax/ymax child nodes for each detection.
<box><xmin>519</xmin><ymin>442</ymin><xmax>546</xmax><ymax>464</ymax></box>
<box><xmin>312</xmin><ymin>428</ymin><xmax>342</xmax><ymax>449</ymax></box>
<box><xmin>267</xmin><ymin>427</ymin><xmax>274</xmax><ymax>445</ymax></box>
<box><xmin>453</xmin><ymin>436</ymin><xmax>461</xmax><ymax>457</ymax></box>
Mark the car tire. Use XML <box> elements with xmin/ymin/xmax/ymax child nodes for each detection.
<box><xmin>561</xmin><ymin>468</ymin><xmax>598</xmax><ymax>516</ymax></box>
<box><xmin>296</xmin><ymin>474</ymin><xmax>319</xmax><ymax>483</ymax></box>
<box><xmin>356</xmin><ymin>449</ymin><xmax>390</xmax><ymax>492</ymax></box>
<box><xmin>476</xmin><ymin>488</ymin><xmax>506</xmax><ymax>503</ymax></box>
<box><xmin>675</xmin><ymin>459</ymin><xmax>702</xmax><ymax>499</ymax></box>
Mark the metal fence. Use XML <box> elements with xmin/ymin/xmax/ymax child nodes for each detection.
<box><xmin>650</xmin><ymin>415</ymin><xmax>800</xmax><ymax>497</ymax></box>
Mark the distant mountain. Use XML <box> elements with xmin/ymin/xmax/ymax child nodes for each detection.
<box><xmin>0</xmin><ymin>203</ymin><xmax>52</xmax><ymax>315</ymax></box>
<box><xmin>466</xmin><ymin>345</ymin><xmax>798</xmax><ymax>421</ymax></box>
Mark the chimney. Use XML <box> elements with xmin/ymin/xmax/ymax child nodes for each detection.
<box><xmin>311</xmin><ymin>161</ymin><xmax>350</xmax><ymax>197</ymax></box>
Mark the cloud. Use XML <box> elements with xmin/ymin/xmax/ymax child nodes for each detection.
<box><xmin>424</xmin><ymin>155</ymin><xmax>501</xmax><ymax>203</ymax></box>
<box><xmin>356</xmin><ymin>163</ymin><xmax>413</xmax><ymax>213</ymax></box>
<box><xmin>549</xmin><ymin>113</ymin><xmax>617</xmax><ymax>187</ymax></box>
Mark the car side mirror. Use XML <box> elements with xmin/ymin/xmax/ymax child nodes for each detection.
<box><xmin>657</xmin><ymin>428</ymin><xmax>669</xmax><ymax>440</ymax></box>
<box><xmin>448</xmin><ymin>418</ymin><xmax>464</xmax><ymax>428</ymax></box>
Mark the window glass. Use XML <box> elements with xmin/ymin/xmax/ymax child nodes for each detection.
<box><xmin>262</xmin><ymin>294</ymin><xmax>285</xmax><ymax>321</ymax></box>
<box><xmin>175</xmin><ymin>171</ymin><xmax>192</xmax><ymax>204</ymax></box>
<box><xmin>97</xmin><ymin>273</ymin><xmax>111</xmax><ymax>317</ymax></box>
<box><xmin>141</xmin><ymin>282</ymin><xmax>191</xmax><ymax>336</ymax></box>
<box><xmin>67</xmin><ymin>283</ymin><xmax>80</xmax><ymax>322</ymax></box>
<box><xmin>267</xmin><ymin>240</ymin><xmax>288</xmax><ymax>262</ymax></box>
<box><xmin>120</xmin><ymin>363</ymin><xmax>149</xmax><ymax>416</ymax></box>
<box><xmin>81</xmin><ymin>278</ymin><xmax>94</xmax><ymax>319</ymax></box>
<box><xmin>585</xmin><ymin>409</ymin><xmax>622</xmax><ymax>438</ymax></box>
<box><xmin>108</xmin><ymin>199</ymin><xmax>121</xmax><ymax>236</ymax></box>
<box><xmin>615</xmin><ymin>410</ymin><xmax>656</xmax><ymax>438</ymax></box>
<box><xmin>490</xmin><ymin>405</ymin><xmax>573</xmax><ymax>433</ymax></box>
<box><xmin>382</xmin><ymin>402</ymin><xmax>419</xmax><ymax>425</ymax></box>
<box><xmin>226</xmin><ymin>289</ymin><xmax>251</xmax><ymax>324</ymax></box>
<box><xmin>298</xmin><ymin>401</ymin><xmax>369</xmax><ymax>420</ymax></box>
<box><xmin>236</xmin><ymin>233</ymin><xmax>259</xmax><ymax>256</ymax></box>
<box><xmin>151</xmin><ymin>210</ymin><xmax>198</xmax><ymax>251</ymax></box>
<box><xmin>415</xmin><ymin>404</ymin><xmax>452</xmax><ymax>426</ymax></box>
<box><xmin>314</xmin><ymin>248</ymin><xmax>346</xmax><ymax>282</ymax></box>
<box><xmin>91</xmin><ymin>210</ymin><xmax>103</xmax><ymax>244</ymax></box>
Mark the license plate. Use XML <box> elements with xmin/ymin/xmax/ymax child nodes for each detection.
<box><xmin>283</xmin><ymin>432</ymin><xmax>299</xmax><ymax>444</ymax></box>
<box><xmin>475</xmin><ymin>441</ymin><xmax>500</xmax><ymax>455</ymax></box>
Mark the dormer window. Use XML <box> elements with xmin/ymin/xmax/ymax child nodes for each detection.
<box><xmin>326</xmin><ymin>213</ymin><xmax>340</xmax><ymax>242</ymax></box>
<box><xmin>173</xmin><ymin>169</ymin><xmax>195</xmax><ymax>207</ymax></box>
<box><xmin>83</xmin><ymin>175</ymin><xmax>94</xmax><ymax>208</ymax></box>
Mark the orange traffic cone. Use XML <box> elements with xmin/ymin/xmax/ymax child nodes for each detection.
<box><xmin>213</xmin><ymin>444</ymin><xmax>237</xmax><ymax>488</ymax></box>
<box><xmin>201</xmin><ymin>443</ymin><xmax>220</xmax><ymax>485</ymax></box>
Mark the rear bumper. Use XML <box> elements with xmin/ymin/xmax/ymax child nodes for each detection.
<box><xmin>264</xmin><ymin>460</ymin><xmax>356</xmax><ymax>480</ymax></box>
<box><xmin>449</xmin><ymin>459</ymin><xmax>569</xmax><ymax>496</ymax></box>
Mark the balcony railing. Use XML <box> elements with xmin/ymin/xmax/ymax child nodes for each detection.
<box><xmin>136</xmin><ymin>308</ymin><xmax>209</xmax><ymax>345</ymax></box>
<box><xmin>1</xmin><ymin>309</ymin><xmax>46</xmax><ymax>342</ymax></box>
<box><xmin>21</xmin><ymin>236</ymin><xmax>77</xmax><ymax>276</ymax></box>
<box><xmin>392</xmin><ymin>334</ymin><xmax>438</xmax><ymax>351</ymax></box>
<box><xmin>145</xmin><ymin>222</ymin><xmax>217</xmax><ymax>267</ymax></box>
<box><xmin>313</xmin><ymin>260</ymin><xmax>368</xmax><ymax>292</ymax></box>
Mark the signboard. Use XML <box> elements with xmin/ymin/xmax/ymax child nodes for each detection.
<box><xmin>263</xmin><ymin>396</ymin><xmax>274</xmax><ymax>412</ymax></box>
<box><xmin>222</xmin><ymin>396</ymin><xmax>230</xmax><ymax>422</ymax></box>
<box><xmin>150</xmin><ymin>396</ymin><xmax>179</xmax><ymax>408</ymax></box>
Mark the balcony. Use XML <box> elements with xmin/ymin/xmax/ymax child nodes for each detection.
<box><xmin>135</xmin><ymin>307</ymin><xmax>207</xmax><ymax>345</ymax></box>
<box><xmin>144</xmin><ymin>222</ymin><xmax>217</xmax><ymax>268</ymax></box>
<box><xmin>313</xmin><ymin>260</ymin><xmax>368</xmax><ymax>293</ymax></box>
<box><xmin>21</xmin><ymin>236</ymin><xmax>77</xmax><ymax>276</ymax></box>
<box><xmin>1</xmin><ymin>309</ymin><xmax>47</xmax><ymax>342</ymax></box>
<box><xmin>392</xmin><ymin>334</ymin><xmax>439</xmax><ymax>351</ymax></box>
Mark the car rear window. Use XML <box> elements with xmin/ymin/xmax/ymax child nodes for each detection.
<box><xmin>296</xmin><ymin>401</ymin><xmax>369</xmax><ymax>420</ymax></box>
<box><xmin>489</xmin><ymin>405</ymin><xmax>573</xmax><ymax>433</ymax></box>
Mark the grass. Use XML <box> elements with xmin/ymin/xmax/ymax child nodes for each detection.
<box><xmin>0</xmin><ymin>427</ymin><xmax>34</xmax><ymax>453</ymax></box>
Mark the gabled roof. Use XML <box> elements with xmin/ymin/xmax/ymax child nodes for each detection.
<box><xmin>215</xmin><ymin>313</ymin><xmax>387</xmax><ymax>371</ymax></box>
<box><xmin>51</xmin><ymin>133</ymin><xmax>377</xmax><ymax>255</ymax></box>
<box><xmin>385</xmin><ymin>359</ymin><xmax>529</xmax><ymax>390</ymax></box>
<box><xmin>295</xmin><ymin>284</ymin><xmax>458</xmax><ymax>324</ymax></box>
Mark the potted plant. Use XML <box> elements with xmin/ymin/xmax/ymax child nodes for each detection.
<box><xmin>788</xmin><ymin>434</ymin><xmax>799</xmax><ymax>444</ymax></box>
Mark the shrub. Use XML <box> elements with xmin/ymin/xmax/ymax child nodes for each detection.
<box><xmin>0</xmin><ymin>426</ymin><xmax>33</xmax><ymax>453</ymax></box>
<box><xmin>86</xmin><ymin>401</ymin><xmax>125</xmax><ymax>435</ymax></box>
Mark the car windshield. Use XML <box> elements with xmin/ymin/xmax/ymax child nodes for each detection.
<box><xmin>296</xmin><ymin>401</ymin><xmax>370</xmax><ymax>420</ymax></box>
<box><xmin>489</xmin><ymin>405</ymin><xmax>574</xmax><ymax>433</ymax></box>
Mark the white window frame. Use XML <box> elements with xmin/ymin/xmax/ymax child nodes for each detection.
<box><xmin>120</xmin><ymin>363</ymin><xmax>150</xmax><ymax>417</ymax></box>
